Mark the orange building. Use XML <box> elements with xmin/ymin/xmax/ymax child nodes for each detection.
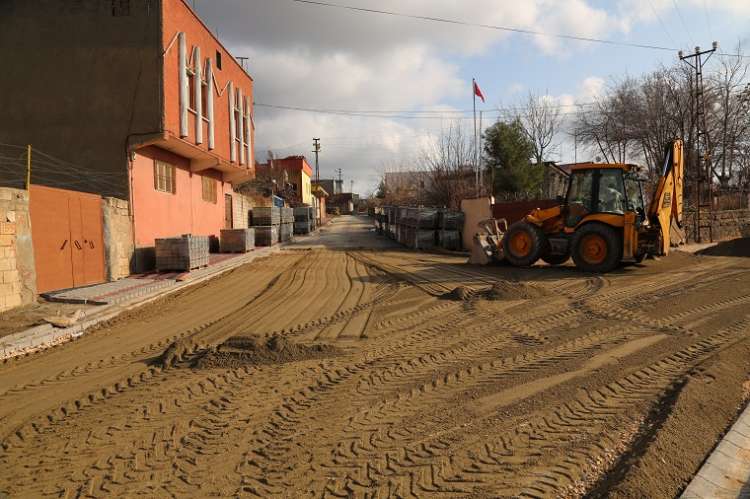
<box><xmin>0</xmin><ymin>0</ymin><xmax>256</xmax><ymax>273</ymax></box>
<box><xmin>129</xmin><ymin>0</ymin><xmax>255</xmax><ymax>268</ymax></box>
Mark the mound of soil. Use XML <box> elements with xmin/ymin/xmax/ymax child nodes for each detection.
<box><xmin>441</xmin><ymin>286</ymin><xmax>474</xmax><ymax>301</ymax></box>
<box><xmin>194</xmin><ymin>335</ymin><xmax>339</xmax><ymax>369</ymax></box>
<box><xmin>699</xmin><ymin>237</ymin><xmax>750</xmax><ymax>258</ymax></box>
<box><xmin>484</xmin><ymin>280</ymin><xmax>550</xmax><ymax>301</ymax></box>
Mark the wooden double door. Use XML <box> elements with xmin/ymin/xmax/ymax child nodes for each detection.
<box><xmin>29</xmin><ymin>185</ymin><xmax>106</xmax><ymax>293</ymax></box>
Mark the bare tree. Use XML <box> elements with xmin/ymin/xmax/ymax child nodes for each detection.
<box><xmin>418</xmin><ymin>122</ymin><xmax>477</xmax><ymax>209</ymax></box>
<box><xmin>517</xmin><ymin>92</ymin><xmax>562</xmax><ymax>166</ymax></box>
<box><xmin>707</xmin><ymin>47</ymin><xmax>750</xmax><ymax>188</ymax></box>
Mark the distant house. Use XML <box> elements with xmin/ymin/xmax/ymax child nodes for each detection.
<box><xmin>256</xmin><ymin>156</ymin><xmax>313</xmax><ymax>206</ymax></box>
<box><xmin>317</xmin><ymin>178</ymin><xmax>343</xmax><ymax>197</ymax></box>
<box><xmin>542</xmin><ymin>162</ymin><xmax>572</xmax><ymax>199</ymax></box>
<box><xmin>311</xmin><ymin>183</ymin><xmax>329</xmax><ymax>224</ymax></box>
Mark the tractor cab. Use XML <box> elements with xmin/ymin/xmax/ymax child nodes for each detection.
<box><xmin>563</xmin><ymin>164</ymin><xmax>647</xmax><ymax>229</ymax></box>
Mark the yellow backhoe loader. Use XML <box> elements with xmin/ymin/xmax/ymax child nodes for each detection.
<box><xmin>471</xmin><ymin>139</ymin><xmax>685</xmax><ymax>272</ymax></box>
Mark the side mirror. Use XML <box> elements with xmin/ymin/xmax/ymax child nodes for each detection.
<box><xmin>555</xmin><ymin>195</ymin><xmax>564</xmax><ymax>203</ymax></box>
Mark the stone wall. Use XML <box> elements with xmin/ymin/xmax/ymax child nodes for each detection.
<box><xmin>102</xmin><ymin>197</ymin><xmax>134</xmax><ymax>281</ymax></box>
<box><xmin>0</xmin><ymin>188</ymin><xmax>36</xmax><ymax>312</ymax></box>
<box><xmin>683</xmin><ymin>209</ymin><xmax>750</xmax><ymax>243</ymax></box>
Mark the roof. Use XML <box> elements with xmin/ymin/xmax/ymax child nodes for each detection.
<box><xmin>312</xmin><ymin>184</ymin><xmax>329</xmax><ymax>197</ymax></box>
<box><xmin>569</xmin><ymin>162</ymin><xmax>640</xmax><ymax>172</ymax></box>
<box><xmin>554</xmin><ymin>162</ymin><xmax>641</xmax><ymax>173</ymax></box>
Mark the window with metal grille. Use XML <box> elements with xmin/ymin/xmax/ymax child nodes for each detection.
<box><xmin>153</xmin><ymin>160</ymin><xmax>176</xmax><ymax>194</ymax></box>
<box><xmin>112</xmin><ymin>0</ymin><xmax>130</xmax><ymax>16</ymax></box>
<box><xmin>202</xmin><ymin>176</ymin><xmax>217</xmax><ymax>203</ymax></box>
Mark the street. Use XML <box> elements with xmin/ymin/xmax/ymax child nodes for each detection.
<box><xmin>1</xmin><ymin>216</ymin><xmax>750</xmax><ymax>498</ymax></box>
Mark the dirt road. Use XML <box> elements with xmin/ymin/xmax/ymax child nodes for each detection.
<box><xmin>1</xmin><ymin>216</ymin><xmax>750</xmax><ymax>498</ymax></box>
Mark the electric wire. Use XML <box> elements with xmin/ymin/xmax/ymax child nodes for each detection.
<box><xmin>288</xmin><ymin>0</ymin><xmax>750</xmax><ymax>59</ymax></box>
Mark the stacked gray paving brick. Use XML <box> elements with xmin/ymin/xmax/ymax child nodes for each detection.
<box><xmin>280</xmin><ymin>207</ymin><xmax>294</xmax><ymax>242</ymax></box>
<box><xmin>155</xmin><ymin>235</ymin><xmax>209</xmax><ymax>271</ymax></box>
<box><xmin>411</xmin><ymin>208</ymin><xmax>438</xmax><ymax>250</ymax></box>
<box><xmin>220</xmin><ymin>228</ymin><xmax>255</xmax><ymax>253</ymax></box>
<box><xmin>293</xmin><ymin>206</ymin><xmax>313</xmax><ymax>235</ymax></box>
<box><xmin>251</xmin><ymin>207</ymin><xmax>280</xmax><ymax>246</ymax></box>
<box><xmin>438</xmin><ymin>210</ymin><xmax>464</xmax><ymax>250</ymax></box>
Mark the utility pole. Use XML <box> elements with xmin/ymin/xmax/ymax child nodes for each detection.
<box><xmin>680</xmin><ymin>42</ymin><xmax>717</xmax><ymax>242</ymax></box>
<box><xmin>312</xmin><ymin>138</ymin><xmax>321</xmax><ymax>185</ymax></box>
<box><xmin>350</xmin><ymin>179</ymin><xmax>354</xmax><ymax>194</ymax></box>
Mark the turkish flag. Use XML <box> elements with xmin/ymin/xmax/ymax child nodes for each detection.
<box><xmin>473</xmin><ymin>80</ymin><xmax>485</xmax><ymax>103</ymax></box>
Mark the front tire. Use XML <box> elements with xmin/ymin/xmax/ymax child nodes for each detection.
<box><xmin>571</xmin><ymin>223</ymin><xmax>622</xmax><ymax>273</ymax></box>
<box><xmin>503</xmin><ymin>221</ymin><xmax>545</xmax><ymax>267</ymax></box>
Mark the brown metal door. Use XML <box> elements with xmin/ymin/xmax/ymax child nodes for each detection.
<box><xmin>67</xmin><ymin>195</ymin><xmax>86</xmax><ymax>288</ymax></box>
<box><xmin>30</xmin><ymin>185</ymin><xmax>106</xmax><ymax>293</ymax></box>
<box><xmin>224</xmin><ymin>193</ymin><xmax>233</xmax><ymax>228</ymax></box>
<box><xmin>79</xmin><ymin>194</ymin><xmax>105</xmax><ymax>286</ymax></box>
<box><xmin>30</xmin><ymin>186</ymin><xmax>75</xmax><ymax>293</ymax></box>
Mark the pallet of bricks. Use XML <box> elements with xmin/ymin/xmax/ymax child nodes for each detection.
<box><xmin>155</xmin><ymin>235</ymin><xmax>209</xmax><ymax>271</ymax></box>
<box><xmin>404</xmin><ymin>208</ymin><xmax>438</xmax><ymax>250</ymax></box>
<box><xmin>293</xmin><ymin>206</ymin><xmax>313</xmax><ymax>235</ymax></box>
<box><xmin>280</xmin><ymin>207</ymin><xmax>294</xmax><ymax>242</ymax></box>
<box><xmin>437</xmin><ymin>209</ymin><xmax>464</xmax><ymax>250</ymax></box>
<box><xmin>251</xmin><ymin>207</ymin><xmax>280</xmax><ymax>246</ymax></box>
<box><xmin>386</xmin><ymin>206</ymin><xmax>464</xmax><ymax>251</ymax></box>
<box><xmin>388</xmin><ymin>206</ymin><xmax>397</xmax><ymax>239</ymax></box>
<box><xmin>220</xmin><ymin>228</ymin><xmax>255</xmax><ymax>253</ymax></box>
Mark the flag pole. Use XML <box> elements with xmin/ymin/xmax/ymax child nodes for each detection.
<box><xmin>479</xmin><ymin>110</ymin><xmax>483</xmax><ymax>194</ymax></box>
<box><xmin>473</xmin><ymin>78</ymin><xmax>478</xmax><ymax>197</ymax></box>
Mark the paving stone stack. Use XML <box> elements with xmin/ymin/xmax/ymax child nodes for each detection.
<box><xmin>254</xmin><ymin>226</ymin><xmax>278</xmax><ymax>246</ymax></box>
<box><xmin>219</xmin><ymin>228</ymin><xmax>255</xmax><ymax>253</ymax></box>
<box><xmin>412</xmin><ymin>208</ymin><xmax>438</xmax><ymax>250</ymax></box>
<box><xmin>293</xmin><ymin>206</ymin><xmax>313</xmax><ymax>235</ymax></box>
<box><xmin>155</xmin><ymin>235</ymin><xmax>209</xmax><ymax>271</ymax></box>
<box><xmin>250</xmin><ymin>207</ymin><xmax>280</xmax><ymax>246</ymax></box>
<box><xmin>437</xmin><ymin>210</ymin><xmax>464</xmax><ymax>250</ymax></box>
<box><xmin>252</xmin><ymin>207</ymin><xmax>281</xmax><ymax>226</ymax></box>
<box><xmin>280</xmin><ymin>207</ymin><xmax>294</xmax><ymax>242</ymax></box>
<box><xmin>279</xmin><ymin>222</ymin><xmax>294</xmax><ymax>242</ymax></box>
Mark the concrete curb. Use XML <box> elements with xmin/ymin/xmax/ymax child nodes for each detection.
<box><xmin>0</xmin><ymin>244</ymin><xmax>284</xmax><ymax>361</ymax></box>
<box><xmin>681</xmin><ymin>400</ymin><xmax>750</xmax><ymax>498</ymax></box>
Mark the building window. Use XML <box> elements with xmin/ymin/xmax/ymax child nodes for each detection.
<box><xmin>202</xmin><ymin>176</ymin><xmax>217</xmax><ymax>203</ymax></box>
<box><xmin>201</xmin><ymin>79</ymin><xmax>209</xmax><ymax>120</ymax></box>
<box><xmin>216</xmin><ymin>50</ymin><xmax>222</xmax><ymax>70</ymax></box>
<box><xmin>154</xmin><ymin>160</ymin><xmax>176</xmax><ymax>194</ymax></box>
<box><xmin>188</xmin><ymin>71</ymin><xmax>196</xmax><ymax>111</ymax></box>
<box><xmin>112</xmin><ymin>0</ymin><xmax>130</xmax><ymax>16</ymax></box>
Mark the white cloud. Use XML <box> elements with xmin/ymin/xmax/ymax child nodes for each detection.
<box><xmin>191</xmin><ymin>1</ymin><xmax>737</xmax><ymax>193</ymax></box>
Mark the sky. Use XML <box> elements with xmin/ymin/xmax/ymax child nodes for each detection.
<box><xmin>192</xmin><ymin>0</ymin><xmax>750</xmax><ymax>195</ymax></box>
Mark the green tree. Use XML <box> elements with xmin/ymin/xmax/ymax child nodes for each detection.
<box><xmin>483</xmin><ymin>119</ymin><xmax>543</xmax><ymax>195</ymax></box>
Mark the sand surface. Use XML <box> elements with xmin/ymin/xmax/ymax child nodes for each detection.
<box><xmin>1</xmin><ymin>216</ymin><xmax>749</xmax><ymax>498</ymax></box>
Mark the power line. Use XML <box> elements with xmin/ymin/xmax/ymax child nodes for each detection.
<box><xmin>288</xmin><ymin>0</ymin><xmax>750</xmax><ymax>59</ymax></box>
<box><xmin>254</xmin><ymin>101</ymin><xmax>597</xmax><ymax>120</ymax></box>
<box><xmin>671</xmin><ymin>0</ymin><xmax>695</xmax><ymax>47</ymax></box>
<box><xmin>646</xmin><ymin>0</ymin><xmax>678</xmax><ymax>48</ymax></box>
<box><xmin>291</xmin><ymin>0</ymin><xmax>677</xmax><ymax>53</ymax></box>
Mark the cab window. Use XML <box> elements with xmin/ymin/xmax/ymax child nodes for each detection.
<box><xmin>597</xmin><ymin>169</ymin><xmax>626</xmax><ymax>214</ymax></box>
<box><xmin>624</xmin><ymin>174</ymin><xmax>645</xmax><ymax>215</ymax></box>
<box><xmin>565</xmin><ymin>170</ymin><xmax>594</xmax><ymax>226</ymax></box>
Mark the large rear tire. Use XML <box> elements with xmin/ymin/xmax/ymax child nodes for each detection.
<box><xmin>571</xmin><ymin>223</ymin><xmax>623</xmax><ymax>273</ymax></box>
<box><xmin>503</xmin><ymin>221</ymin><xmax>545</xmax><ymax>267</ymax></box>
